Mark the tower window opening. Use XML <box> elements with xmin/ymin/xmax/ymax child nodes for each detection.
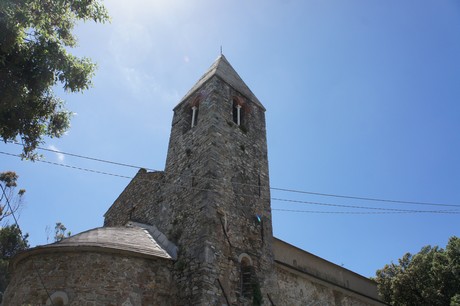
<box><xmin>191</xmin><ymin>105</ymin><xmax>199</xmax><ymax>128</ymax></box>
<box><xmin>241</xmin><ymin>262</ymin><xmax>253</xmax><ymax>298</ymax></box>
<box><xmin>188</xmin><ymin>94</ymin><xmax>201</xmax><ymax>129</ymax></box>
<box><xmin>233</xmin><ymin>98</ymin><xmax>244</xmax><ymax>126</ymax></box>
<box><xmin>239</xmin><ymin>254</ymin><xmax>253</xmax><ymax>299</ymax></box>
<box><xmin>258</xmin><ymin>174</ymin><xmax>261</xmax><ymax>197</ymax></box>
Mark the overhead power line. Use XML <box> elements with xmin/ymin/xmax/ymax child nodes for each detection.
<box><xmin>271</xmin><ymin>198</ymin><xmax>460</xmax><ymax>213</ymax></box>
<box><xmin>7</xmin><ymin>143</ymin><xmax>460</xmax><ymax>208</ymax></box>
<box><xmin>10</xmin><ymin>141</ymin><xmax>460</xmax><ymax>210</ymax></box>
<box><xmin>3</xmin><ymin>147</ymin><xmax>460</xmax><ymax>209</ymax></box>
<box><xmin>10</xmin><ymin>142</ymin><xmax>157</xmax><ymax>171</ymax></box>
<box><xmin>271</xmin><ymin>187</ymin><xmax>460</xmax><ymax>208</ymax></box>
<box><xmin>0</xmin><ymin>151</ymin><xmax>132</xmax><ymax>179</ymax></box>
<box><xmin>271</xmin><ymin>208</ymin><xmax>460</xmax><ymax>215</ymax></box>
<box><xmin>16</xmin><ymin>144</ymin><xmax>460</xmax><ymax>208</ymax></box>
<box><xmin>2</xmin><ymin>150</ymin><xmax>460</xmax><ymax>215</ymax></box>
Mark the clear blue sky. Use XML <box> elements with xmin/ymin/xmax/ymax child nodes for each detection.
<box><xmin>1</xmin><ymin>0</ymin><xmax>460</xmax><ymax>277</ymax></box>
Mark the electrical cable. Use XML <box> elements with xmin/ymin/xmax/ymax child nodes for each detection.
<box><xmin>271</xmin><ymin>187</ymin><xmax>460</xmax><ymax>208</ymax></box>
<box><xmin>271</xmin><ymin>198</ymin><xmax>460</xmax><ymax>213</ymax></box>
<box><xmin>2</xmin><ymin>150</ymin><xmax>459</xmax><ymax>215</ymax></box>
<box><xmin>9</xmin><ymin>141</ymin><xmax>156</xmax><ymax>171</ymax></box>
<box><xmin>4</xmin><ymin>143</ymin><xmax>460</xmax><ymax>209</ymax></box>
<box><xmin>271</xmin><ymin>208</ymin><xmax>460</xmax><ymax>215</ymax></box>
<box><xmin>0</xmin><ymin>151</ymin><xmax>132</xmax><ymax>179</ymax></box>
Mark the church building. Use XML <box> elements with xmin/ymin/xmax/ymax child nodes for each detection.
<box><xmin>3</xmin><ymin>55</ymin><xmax>385</xmax><ymax>305</ymax></box>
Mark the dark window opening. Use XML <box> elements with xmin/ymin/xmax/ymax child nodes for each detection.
<box><xmin>240</xmin><ymin>257</ymin><xmax>253</xmax><ymax>298</ymax></box>
<box><xmin>233</xmin><ymin>98</ymin><xmax>244</xmax><ymax>126</ymax></box>
<box><xmin>258</xmin><ymin>174</ymin><xmax>261</xmax><ymax>197</ymax></box>
<box><xmin>232</xmin><ymin>100</ymin><xmax>238</xmax><ymax>124</ymax></box>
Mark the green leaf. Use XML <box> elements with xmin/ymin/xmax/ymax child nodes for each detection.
<box><xmin>0</xmin><ymin>0</ymin><xmax>109</xmax><ymax>159</ymax></box>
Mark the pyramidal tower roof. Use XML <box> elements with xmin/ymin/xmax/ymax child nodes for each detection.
<box><xmin>178</xmin><ymin>54</ymin><xmax>265</xmax><ymax>110</ymax></box>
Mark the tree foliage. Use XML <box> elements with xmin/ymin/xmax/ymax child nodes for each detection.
<box><xmin>0</xmin><ymin>224</ymin><xmax>29</xmax><ymax>260</ymax></box>
<box><xmin>0</xmin><ymin>0</ymin><xmax>109</xmax><ymax>159</ymax></box>
<box><xmin>0</xmin><ymin>225</ymin><xmax>29</xmax><ymax>302</ymax></box>
<box><xmin>0</xmin><ymin>171</ymin><xmax>25</xmax><ymax>224</ymax></box>
<box><xmin>375</xmin><ymin>236</ymin><xmax>460</xmax><ymax>306</ymax></box>
<box><xmin>0</xmin><ymin>172</ymin><xmax>29</xmax><ymax>302</ymax></box>
<box><xmin>54</xmin><ymin>221</ymin><xmax>71</xmax><ymax>242</ymax></box>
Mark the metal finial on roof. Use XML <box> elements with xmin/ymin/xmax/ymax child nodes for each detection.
<box><xmin>220</xmin><ymin>45</ymin><xmax>223</xmax><ymax>55</ymax></box>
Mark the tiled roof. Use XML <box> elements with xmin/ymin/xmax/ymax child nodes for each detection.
<box><xmin>178</xmin><ymin>54</ymin><xmax>265</xmax><ymax>110</ymax></box>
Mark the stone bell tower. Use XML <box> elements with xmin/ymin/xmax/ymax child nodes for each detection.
<box><xmin>105</xmin><ymin>55</ymin><xmax>277</xmax><ymax>305</ymax></box>
<box><xmin>163</xmin><ymin>55</ymin><xmax>277</xmax><ymax>305</ymax></box>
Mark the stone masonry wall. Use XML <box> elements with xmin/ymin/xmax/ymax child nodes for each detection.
<box><xmin>3</xmin><ymin>251</ymin><xmax>176</xmax><ymax>305</ymax></box>
<box><xmin>161</xmin><ymin>75</ymin><xmax>277</xmax><ymax>305</ymax></box>
<box><xmin>104</xmin><ymin>169</ymin><xmax>166</xmax><ymax>227</ymax></box>
<box><xmin>104</xmin><ymin>74</ymin><xmax>278</xmax><ymax>305</ymax></box>
<box><xmin>276</xmin><ymin>264</ymin><xmax>380</xmax><ymax>306</ymax></box>
<box><xmin>101</xmin><ymin>58</ymin><xmax>384</xmax><ymax>305</ymax></box>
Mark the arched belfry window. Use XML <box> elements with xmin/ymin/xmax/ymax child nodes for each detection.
<box><xmin>190</xmin><ymin>95</ymin><xmax>201</xmax><ymax>128</ymax></box>
<box><xmin>232</xmin><ymin>97</ymin><xmax>245</xmax><ymax>126</ymax></box>
<box><xmin>238</xmin><ymin>253</ymin><xmax>253</xmax><ymax>298</ymax></box>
